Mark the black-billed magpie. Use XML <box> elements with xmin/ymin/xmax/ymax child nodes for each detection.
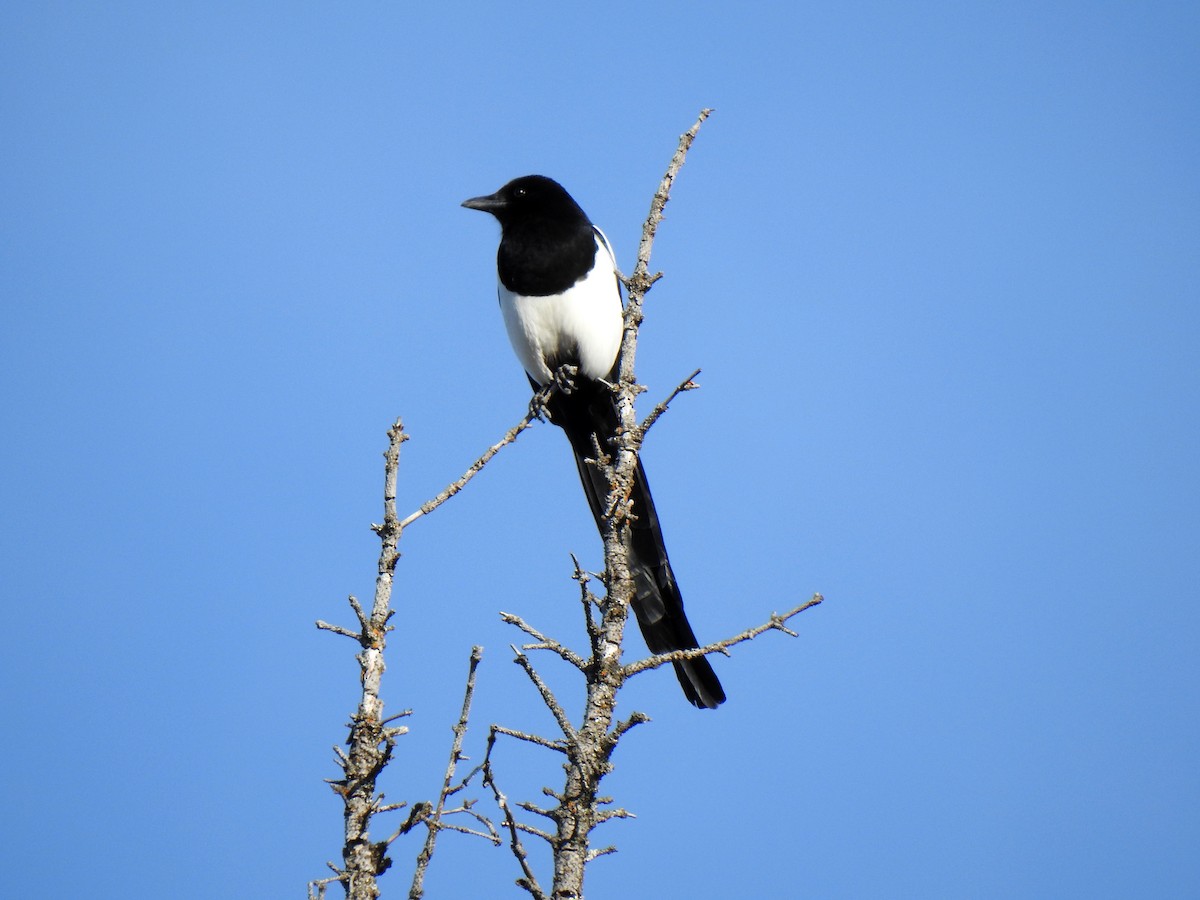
<box><xmin>462</xmin><ymin>175</ymin><xmax>725</xmax><ymax>709</ymax></box>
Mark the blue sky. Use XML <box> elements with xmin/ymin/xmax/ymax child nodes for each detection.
<box><xmin>2</xmin><ymin>2</ymin><xmax>1197</xmax><ymax>897</ymax></box>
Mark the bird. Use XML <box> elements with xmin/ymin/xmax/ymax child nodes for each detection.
<box><xmin>462</xmin><ymin>174</ymin><xmax>725</xmax><ymax>709</ymax></box>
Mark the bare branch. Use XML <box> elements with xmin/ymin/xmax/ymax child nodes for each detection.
<box><xmin>399</xmin><ymin>383</ymin><xmax>553</xmax><ymax>529</ymax></box>
<box><xmin>315</xmin><ymin>620</ymin><xmax>363</xmax><ymax>641</ymax></box>
<box><xmin>611</xmin><ymin>711</ymin><xmax>651</xmax><ymax>741</ymax></box>
<box><xmin>569</xmin><ymin>555</ymin><xmax>604</xmax><ymax>658</ymax></box>
<box><xmin>517</xmin><ymin>799</ymin><xmax>559</xmax><ymax>821</ymax></box>
<box><xmin>307</xmin><ymin>871</ymin><xmax>344</xmax><ymax>900</ymax></box>
<box><xmin>410</xmin><ymin>646</ymin><xmax>487</xmax><ymax>899</ymax></box>
<box><xmin>624</xmin><ymin>108</ymin><xmax>713</xmax><ymax>301</ymax></box>
<box><xmin>500</xmin><ymin>611</ymin><xmax>588</xmax><ymax>670</ymax></box>
<box><xmin>638</xmin><ymin>367</ymin><xmax>701</xmax><ymax>438</ymax></box>
<box><xmin>585</xmin><ymin>845</ymin><xmax>619</xmax><ymax>862</ymax></box>
<box><xmin>483</xmin><ymin>728</ymin><xmax>549</xmax><ymax>899</ymax></box>
<box><xmin>594</xmin><ymin>808</ymin><xmax>635</xmax><ymax>825</ymax></box>
<box><xmin>623</xmin><ymin>594</ymin><xmax>824</xmax><ymax>679</ymax></box>
<box><xmin>347</xmin><ymin>594</ymin><xmax>369</xmax><ymax>629</ymax></box>
<box><xmin>510</xmin><ymin>645</ymin><xmax>577</xmax><ymax>742</ymax></box>
<box><xmin>314</xmin><ymin>419</ymin><xmax>409</xmax><ymax>899</ymax></box>
<box><xmin>490</xmin><ymin>724</ymin><xmax>567</xmax><ymax>754</ymax></box>
<box><xmin>513</xmin><ymin>821</ymin><xmax>556</xmax><ymax>843</ymax></box>
<box><xmin>429</xmin><ymin>820</ymin><xmax>499</xmax><ymax>841</ymax></box>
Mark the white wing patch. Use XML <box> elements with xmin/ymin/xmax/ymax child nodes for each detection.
<box><xmin>499</xmin><ymin>232</ymin><xmax>623</xmax><ymax>385</ymax></box>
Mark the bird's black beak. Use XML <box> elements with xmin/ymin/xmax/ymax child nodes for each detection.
<box><xmin>462</xmin><ymin>192</ymin><xmax>505</xmax><ymax>214</ymax></box>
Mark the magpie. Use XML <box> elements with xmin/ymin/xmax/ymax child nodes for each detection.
<box><xmin>462</xmin><ymin>175</ymin><xmax>725</xmax><ymax>709</ymax></box>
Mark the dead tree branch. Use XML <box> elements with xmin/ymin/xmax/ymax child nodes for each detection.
<box><xmin>500</xmin><ymin>611</ymin><xmax>589</xmax><ymax>671</ymax></box>
<box><xmin>622</xmin><ymin>595</ymin><xmax>824</xmax><ymax>680</ymax></box>
<box><xmin>638</xmin><ymin>367</ymin><xmax>701</xmax><ymax>438</ymax></box>
<box><xmin>311</xmin><ymin>419</ymin><xmax>410</xmax><ymax>900</ymax></box>
<box><xmin>409</xmin><ymin>646</ymin><xmax>496</xmax><ymax>899</ymax></box>
<box><xmin>553</xmin><ymin>108</ymin><xmax>715</xmax><ymax>899</ymax></box>
<box><xmin>483</xmin><ymin>728</ymin><xmax>549</xmax><ymax>900</ymax></box>
<box><xmin>399</xmin><ymin>383</ymin><xmax>554</xmax><ymax>529</ymax></box>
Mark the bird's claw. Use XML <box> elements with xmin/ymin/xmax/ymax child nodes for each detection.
<box><xmin>528</xmin><ymin>390</ymin><xmax>552</xmax><ymax>422</ymax></box>
<box><xmin>529</xmin><ymin>364</ymin><xmax>579</xmax><ymax>421</ymax></box>
<box><xmin>551</xmin><ymin>364</ymin><xmax>579</xmax><ymax>395</ymax></box>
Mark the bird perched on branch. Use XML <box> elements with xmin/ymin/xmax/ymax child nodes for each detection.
<box><xmin>462</xmin><ymin>175</ymin><xmax>725</xmax><ymax>709</ymax></box>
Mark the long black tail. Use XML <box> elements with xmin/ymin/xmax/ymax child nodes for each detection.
<box><xmin>541</xmin><ymin>377</ymin><xmax>726</xmax><ymax>709</ymax></box>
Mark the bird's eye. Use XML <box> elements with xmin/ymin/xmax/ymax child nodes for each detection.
<box><xmin>513</xmin><ymin>187</ymin><xmax>527</xmax><ymax>198</ymax></box>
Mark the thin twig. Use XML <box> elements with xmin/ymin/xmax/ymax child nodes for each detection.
<box><xmin>611</xmin><ymin>711</ymin><xmax>651</xmax><ymax>741</ymax></box>
<box><xmin>483</xmin><ymin>728</ymin><xmax>549</xmax><ymax>900</ymax></box>
<box><xmin>625</xmin><ymin>108</ymin><xmax>713</xmax><ymax>301</ymax></box>
<box><xmin>517</xmin><ymin>799</ymin><xmax>559</xmax><ymax>821</ymax></box>
<box><xmin>307</xmin><ymin>872</ymin><xmax>342</xmax><ymax>900</ymax></box>
<box><xmin>570</xmin><ymin>554</ymin><xmax>604</xmax><ymax>659</ymax></box>
<box><xmin>500</xmin><ymin>611</ymin><xmax>588</xmax><ymax>670</ymax></box>
<box><xmin>594</xmin><ymin>808</ymin><xmax>635</xmax><ymax>825</ymax></box>
<box><xmin>622</xmin><ymin>594</ymin><xmax>823</xmax><ymax>679</ymax></box>
<box><xmin>490</xmin><ymin>724</ymin><xmax>567</xmax><ymax>754</ymax></box>
<box><xmin>638</xmin><ymin>367</ymin><xmax>701</xmax><ymax>438</ymax></box>
<box><xmin>399</xmin><ymin>383</ymin><xmax>553</xmax><ymax>529</ymax></box>
<box><xmin>510</xmin><ymin>646</ymin><xmax>577</xmax><ymax>742</ymax></box>
<box><xmin>429</xmin><ymin>820</ymin><xmax>498</xmax><ymax>841</ymax></box>
<box><xmin>410</xmin><ymin>646</ymin><xmax>488</xmax><ymax>899</ymax></box>
<box><xmin>315</xmin><ymin>620</ymin><xmax>362</xmax><ymax>641</ymax></box>
<box><xmin>585</xmin><ymin>845</ymin><xmax>620</xmax><ymax>862</ymax></box>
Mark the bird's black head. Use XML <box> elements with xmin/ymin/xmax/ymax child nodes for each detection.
<box><xmin>462</xmin><ymin>175</ymin><xmax>590</xmax><ymax>229</ymax></box>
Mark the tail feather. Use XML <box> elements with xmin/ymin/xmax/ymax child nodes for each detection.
<box><xmin>542</xmin><ymin>377</ymin><xmax>726</xmax><ymax>709</ymax></box>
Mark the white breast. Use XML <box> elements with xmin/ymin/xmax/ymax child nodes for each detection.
<box><xmin>498</xmin><ymin>232</ymin><xmax>623</xmax><ymax>385</ymax></box>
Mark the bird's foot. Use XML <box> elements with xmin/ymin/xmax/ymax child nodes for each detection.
<box><xmin>529</xmin><ymin>364</ymin><xmax>579</xmax><ymax>421</ymax></box>
<box><xmin>528</xmin><ymin>387</ymin><xmax>552</xmax><ymax>422</ymax></box>
<box><xmin>551</xmin><ymin>363</ymin><xmax>579</xmax><ymax>395</ymax></box>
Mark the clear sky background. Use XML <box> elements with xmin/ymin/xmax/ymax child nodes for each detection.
<box><xmin>2</xmin><ymin>3</ymin><xmax>1197</xmax><ymax>898</ymax></box>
